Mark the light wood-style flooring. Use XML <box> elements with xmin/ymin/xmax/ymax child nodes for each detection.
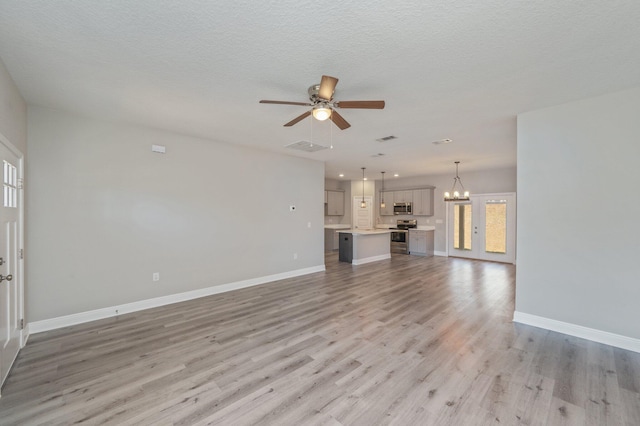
<box><xmin>1</xmin><ymin>253</ymin><xmax>639</xmax><ymax>425</ymax></box>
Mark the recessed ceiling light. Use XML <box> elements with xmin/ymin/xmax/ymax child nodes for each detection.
<box><xmin>394</xmin><ymin>173</ymin><xmax>399</xmax><ymax>177</ymax></box>
<box><xmin>339</xmin><ymin>173</ymin><xmax>344</xmax><ymax>177</ymax></box>
<box><xmin>364</xmin><ymin>177</ymin><xmax>368</xmax><ymax>181</ymax></box>
<box><xmin>432</xmin><ymin>138</ymin><xmax>453</xmax><ymax>145</ymax></box>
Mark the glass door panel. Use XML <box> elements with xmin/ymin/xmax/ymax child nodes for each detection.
<box><xmin>485</xmin><ymin>201</ymin><xmax>507</xmax><ymax>254</ymax></box>
<box><xmin>453</xmin><ymin>203</ymin><xmax>472</xmax><ymax>250</ymax></box>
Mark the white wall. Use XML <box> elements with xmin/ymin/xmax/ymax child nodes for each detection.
<box><xmin>516</xmin><ymin>87</ymin><xmax>640</xmax><ymax>340</ymax></box>
<box><xmin>375</xmin><ymin>168</ymin><xmax>516</xmax><ymax>252</ymax></box>
<box><xmin>27</xmin><ymin>106</ymin><xmax>325</xmax><ymax>322</ymax></box>
<box><xmin>0</xmin><ymin>58</ymin><xmax>27</xmax><ymax>153</ymax></box>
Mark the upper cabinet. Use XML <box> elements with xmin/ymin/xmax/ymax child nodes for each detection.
<box><xmin>380</xmin><ymin>187</ymin><xmax>435</xmax><ymax>216</ymax></box>
<box><xmin>393</xmin><ymin>190</ymin><xmax>413</xmax><ymax>204</ymax></box>
<box><xmin>412</xmin><ymin>188</ymin><xmax>434</xmax><ymax>216</ymax></box>
<box><xmin>379</xmin><ymin>191</ymin><xmax>394</xmax><ymax>216</ymax></box>
<box><xmin>325</xmin><ymin>190</ymin><xmax>345</xmax><ymax>216</ymax></box>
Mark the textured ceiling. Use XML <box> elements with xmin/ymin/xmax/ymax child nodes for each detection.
<box><xmin>1</xmin><ymin>1</ymin><xmax>640</xmax><ymax>180</ymax></box>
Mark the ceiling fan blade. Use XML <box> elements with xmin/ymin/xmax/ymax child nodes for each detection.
<box><xmin>260</xmin><ymin>100</ymin><xmax>313</xmax><ymax>106</ymax></box>
<box><xmin>334</xmin><ymin>100</ymin><xmax>386</xmax><ymax>109</ymax></box>
<box><xmin>284</xmin><ymin>111</ymin><xmax>312</xmax><ymax>127</ymax></box>
<box><xmin>330</xmin><ymin>110</ymin><xmax>351</xmax><ymax>130</ymax></box>
<box><xmin>318</xmin><ymin>75</ymin><xmax>339</xmax><ymax>100</ymax></box>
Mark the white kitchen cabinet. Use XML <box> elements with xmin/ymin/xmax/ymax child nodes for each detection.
<box><xmin>393</xmin><ymin>190</ymin><xmax>413</xmax><ymax>204</ymax></box>
<box><xmin>409</xmin><ymin>229</ymin><xmax>434</xmax><ymax>256</ymax></box>
<box><xmin>379</xmin><ymin>191</ymin><xmax>395</xmax><ymax>216</ymax></box>
<box><xmin>325</xmin><ymin>190</ymin><xmax>345</xmax><ymax>216</ymax></box>
<box><xmin>412</xmin><ymin>188</ymin><xmax>434</xmax><ymax>216</ymax></box>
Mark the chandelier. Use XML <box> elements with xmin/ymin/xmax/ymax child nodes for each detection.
<box><xmin>444</xmin><ymin>161</ymin><xmax>470</xmax><ymax>201</ymax></box>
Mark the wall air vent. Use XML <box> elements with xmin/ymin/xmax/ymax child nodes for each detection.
<box><xmin>376</xmin><ymin>135</ymin><xmax>397</xmax><ymax>142</ymax></box>
<box><xmin>285</xmin><ymin>140</ymin><xmax>329</xmax><ymax>153</ymax></box>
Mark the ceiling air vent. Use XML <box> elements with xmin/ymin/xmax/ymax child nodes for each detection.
<box><xmin>370</xmin><ymin>153</ymin><xmax>385</xmax><ymax>157</ymax></box>
<box><xmin>376</xmin><ymin>135</ymin><xmax>397</xmax><ymax>142</ymax></box>
<box><xmin>285</xmin><ymin>140</ymin><xmax>328</xmax><ymax>153</ymax></box>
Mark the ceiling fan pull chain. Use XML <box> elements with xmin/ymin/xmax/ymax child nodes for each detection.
<box><xmin>330</xmin><ymin>116</ymin><xmax>333</xmax><ymax>149</ymax></box>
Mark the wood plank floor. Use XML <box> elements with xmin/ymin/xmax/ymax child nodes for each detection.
<box><xmin>1</xmin><ymin>253</ymin><xmax>639</xmax><ymax>425</ymax></box>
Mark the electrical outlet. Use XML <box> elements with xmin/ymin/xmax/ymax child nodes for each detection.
<box><xmin>153</xmin><ymin>272</ymin><xmax>160</xmax><ymax>281</ymax></box>
<box><xmin>307</xmin><ymin>222</ymin><xmax>311</xmax><ymax>228</ymax></box>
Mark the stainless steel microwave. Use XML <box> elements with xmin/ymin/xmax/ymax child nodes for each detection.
<box><xmin>393</xmin><ymin>202</ymin><xmax>412</xmax><ymax>215</ymax></box>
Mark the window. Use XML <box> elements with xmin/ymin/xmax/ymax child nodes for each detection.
<box><xmin>453</xmin><ymin>203</ymin><xmax>472</xmax><ymax>250</ymax></box>
<box><xmin>485</xmin><ymin>200</ymin><xmax>507</xmax><ymax>254</ymax></box>
<box><xmin>3</xmin><ymin>160</ymin><xmax>17</xmax><ymax>208</ymax></box>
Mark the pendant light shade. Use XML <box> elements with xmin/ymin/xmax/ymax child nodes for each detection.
<box><xmin>444</xmin><ymin>161</ymin><xmax>470</xmax><ymax>201</ymax></box>
<box><xmin>361</xmin><ymin>167</ymin><xmax>366</xmax><ymax>208</ymax></box>
<box><xmin>380</xmin><ymin>171</ymin><xmax>386</xmax><ymax>208</ymax></box>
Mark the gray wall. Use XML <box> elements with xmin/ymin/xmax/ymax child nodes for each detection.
<box><xmin>27</xmin><ymin>106</ymin><xmax>325</xmax><ymax>322</ymax></box>
<box><xmin>516</xmin><ymin>86</ymin><xmax>640</xmax><ymax>339</ymax></box>
<box><xmin>375</xmin><ymin>168</ymin><xmax>516</xmax><ymax>252</ymax></box>
<box><xmin>0</xmin><ymin>58</ymin><xmax>27</xmax><ymax>153</ymax></box>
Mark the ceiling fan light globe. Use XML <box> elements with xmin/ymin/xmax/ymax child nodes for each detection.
<box><xmin>312</xmin><ymin>107</ymin><xmax>332</xmax><ymax>121</ymax></box>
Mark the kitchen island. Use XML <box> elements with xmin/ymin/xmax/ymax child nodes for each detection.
<box><xmin>324</xmin><ymin>224</ymin><xmax>352</xmax><ymax>251</ymax></box>
<box><xmin>337</xmin><ymin>229</ymin><xmax>392</xmax><ymax>265</ymax></box>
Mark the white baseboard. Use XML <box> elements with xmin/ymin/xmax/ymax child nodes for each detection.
<box><xmin>29</xmin><ymin>264</ymin><xmax>326</xmax><ymax>334</ymax></box>
<box><xmin>434</xmin><ymin>251</ymin><xmax>447</xmax><ymax>257</ymax></box>
<box><xmin>513</xmin><ymin>311</ymin><xmax>640</xmax><ymax>354</ymax></box>
<box><xmin>352</xmin><ymin>254</ymin><xmax>391</xmax><ymax>265</ymax></box>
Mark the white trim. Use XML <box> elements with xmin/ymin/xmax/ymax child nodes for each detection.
<box><xmin>434</xmin><ymin>250</ymin><xmax>448</xmax><ymax>257</ymax></box>
<box><xmin>0</xmin><ymin>131</ymin><xmax>26</xmax><ymax>389</ymax></box>
<box><xmin>513</xmin><ymin>311</ymin><xmax>640</xmax><ymax>354</ymax></box>
<box><xmin>29</xmin><ymin>264</ymin><xmax>326</xmax><ymax>334</ymax></box>
<box><xmin>22</xmin><ymin>324</ymin><xmax>29</xmax><ymax>347</ymax></box>
<box><xmin>352</xmin><ymin>254</ymin><xmax>391</xmax><ymax>265</ymax></box>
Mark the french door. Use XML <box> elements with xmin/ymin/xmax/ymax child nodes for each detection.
<box><xmin>1</xmin><ymin>136</ymin><xmax>24</xmax><ymax>394</ymax></box>
<box><xmin>447</xmin><ymin>193</ymin><xmax>516</xmax><ymax>263</ymax></box>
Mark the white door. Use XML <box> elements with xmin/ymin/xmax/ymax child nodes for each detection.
<box><xmin>353</xmin><ymin>196</ymin><xmax>373</xmax><ymax>229</ymax></box>
<box><xmin>447</xmin><ymin>193</ymin><xmax>516</xmax><ymax>263</ymax></box>
<box><xmin>1</xmin><ymin>138</ymin><xmax>23</xmax><ymax>392</ymax></box>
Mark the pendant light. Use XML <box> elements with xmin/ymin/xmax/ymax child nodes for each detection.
<box><xmin>380</xmin><ymin>171</ymin><xmax>386</xmax><ymax>208</ymax></box>
<box><xmin>361</xmin><ymin>167</ymin><xmax>366</xmax><ymax>208</ymax></box>
<box><xmin>444</xmin><ymin>161</ymin><xmax>470</xmax><ymax>201</ymax></box>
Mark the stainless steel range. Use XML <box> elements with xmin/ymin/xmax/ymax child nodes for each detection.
<box><xmin>390</xmin><ymin>219</ymin><xmax>417</xmax><ymax>254</ymax></box>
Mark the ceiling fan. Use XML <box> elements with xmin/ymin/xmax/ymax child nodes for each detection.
<box><xmin>259</xmin><ymin>75</ymin><xmax>385</xmax><ymax>130</ymax></box>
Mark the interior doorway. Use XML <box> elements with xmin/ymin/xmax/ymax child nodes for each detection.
<box><xmin>447</xmin><ymin>193</ymin><xmax>516</xmax><ymax>263</ymax></box>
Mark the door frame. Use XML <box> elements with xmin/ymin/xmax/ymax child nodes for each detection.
<box><xmin>0</xmin><ymin>131</ymin><xmax>25</xmax><ymax>395</ymax></box>
<box><xmin>445</xmin><ymin>192</ymin><xmax>517</xmax><ymax>264</ymax></box>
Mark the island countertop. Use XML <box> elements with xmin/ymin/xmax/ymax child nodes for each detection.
<box><xmin>324</xmin><ymin>224</ymin><xmax>352</xmax><ymax>230</ymax></box>
<box><xmin>337</xmin><ymin>229</ymin><xmax>393</xmax><ymax>235</ymax></box>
